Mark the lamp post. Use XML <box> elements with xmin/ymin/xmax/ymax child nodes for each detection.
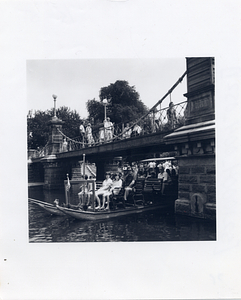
<box><xmin>103</xmin><ymin>99</ymin><xmax>108</xmax><ymax>121</ymax></box>
<box><xmin>102</xmin><ymin>99</ymin><xmax>108</xmax><ymax>142</ymax></box>
<box><xmin>52</xmin><ymin>94</ymin><xmax>57</xmax><ymax>119</ymax></box>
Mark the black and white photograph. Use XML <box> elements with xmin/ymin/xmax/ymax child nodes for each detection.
<box><xmin>1</xmin><ymin>1</ymin><xmax>241</xmax><ymax>299</ymax></box>
<box><xmin>27</xmin><ymin>58</ymin><xmax>216</xmax><ymax>243</ymax></box>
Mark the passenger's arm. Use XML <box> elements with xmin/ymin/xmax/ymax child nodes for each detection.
<box><xmin>129</xmin><ymin>180</ymin><xmax>135</xmax><ymax>188</ymax></box>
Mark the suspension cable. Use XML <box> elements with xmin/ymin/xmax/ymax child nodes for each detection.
<box><xmin>114</xmin><ymin>70</ymin><xmax>187</xmax><ymax>139</ymax></box>
<box><xmin>58</xmin><ymin>70</ymin><xmax>187</xmax><ymax>145</ymax></box>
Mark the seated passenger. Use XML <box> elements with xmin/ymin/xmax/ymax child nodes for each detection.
<box><xmin>157</xmin><ymin>166</ymin><xmax>165</xmax><ymax>180</ymax></box>
<box><xmin>137</xmin><ymin>170</ymin><xmax>146</xmax><ymax>178</ymax></box>
<box><xmin>78</xmin><ymin>175</ymin><xmax>89</xmax><ymax>208</ymax></box>
<box><xmin>147</xmin><ymin>171</ymin><xmax>156</xmax><ymax>179</ymax></box>
<box><xmin>102</xmin><ymin>173</ymin><xmax>123</xmax><ymax>210</ymax></box>
<box><xmin>95</xmin><ymin>172</ymin><xmax>113</xmax><ymax>209</ymax></box>
<box><xmin>123</xmin><ymin>167</ymin><xmax>135</xmax><ymax>201</ymax></box>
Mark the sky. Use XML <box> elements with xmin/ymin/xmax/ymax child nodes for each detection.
<box><xmin>27</xmin><ymin>58</ymin><xmax>187</xmax><ymax>118</ymax></box>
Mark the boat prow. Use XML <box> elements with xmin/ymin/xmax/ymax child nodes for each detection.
<box><xmin>29</xmin><ymin>198</ymin><xmax>66</xmax><ymax>216</ymax></box>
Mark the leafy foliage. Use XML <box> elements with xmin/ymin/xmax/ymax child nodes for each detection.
<box><xmin>27</xmin><ymin>106</ymin><xmax>83</xmax><ymax>149</ymax></box>
<box><xmin>57</xmin><ymin>106</ymin><xmax>82</xmax><ymax>138</ymax></box>
<box><xmin>86</xmin><ymin>80</ymin><xmax>148</xmax><ymax>125</ymax></box>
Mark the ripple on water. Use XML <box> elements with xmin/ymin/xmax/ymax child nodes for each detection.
<box><xmin>28</xmin><ymin>187</ymin><xmax>216</xmax><ymax>242</ymax></box>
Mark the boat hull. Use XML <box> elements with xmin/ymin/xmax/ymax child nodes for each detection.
<box><xmin>29</xmin><ymin>198</ymin><xmax>66</xmax><ymax>216</ymax></box>
<box><xmin>57</xmin><ymin>202</ymin><xmax>172</xmax><ymax>221</ymax></box>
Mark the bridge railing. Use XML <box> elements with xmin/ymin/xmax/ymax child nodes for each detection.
<box><xmin>58</xmin><ymin>100</ymin><xmax>187</xmax><ymax>152</ymax></box>
<box><xmin>28</xmin><ymin>141</ymin><xmax>50</xmax><ymax>159</ymax></box>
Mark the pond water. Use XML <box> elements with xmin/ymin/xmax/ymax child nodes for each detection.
<box><xmin>28</xmin><ymin>186</ymin><xmax>216</xmax><ymax>243</ymax></box>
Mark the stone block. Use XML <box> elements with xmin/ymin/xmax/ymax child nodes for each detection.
<box><xmin>175</xmin><ymin>199</ymin><xmax>190</xmax><ymax>215</ymax></box>
<box><xmin>206</xmin><ymin>166</ymin><xmax>215</xmax><ymax>175</ymax></box>
<box><xmin>207</xmin><ymin>185</ymin><xmax>216</xmax><ymax>193</ymax></box>
<box><xmin>200</xmin><ymin>175</ymin><xmax>215</xmax><ymax>184</ymax></box>
<box><xmin>207</xmin><ymin>193</ymin><xmax>216</xmax><ymax>203</ymax></box>
<box><xmin>191</xmin><ymin>166</ymin><xmax>205</xmax><ymax>174</ymax></box>
<box><xmin>179</xmin><ymin>175</ymin><xmax>198</xmax><ymax>184</ymax></box>
<box><xmin>204</xmin><ymin>203</ymin><xmax>216</xmax><ymax>220</ymax></box>
<box><xmin>179</xmin><ymin>166</ymin><xmax>190</xmax><ymax>174</ymax></box>
<box><xmin>179</xmin><ymin>184</ymin><xmax>191</xmax><ymax>192</ymax></box>
<box><xmin>192</xmin><ymin>184</ymin><xmax>206</xmax><ymax>193</ymax></box>
<box><xmin>178</xmin><ymin>192</ymin><xmax>190</xmax><ymax>199</ymax></box>
<box><xmin>178</xmin><ymin>156</ymin><xmax>214</xmax><ymax>167</ymax></box>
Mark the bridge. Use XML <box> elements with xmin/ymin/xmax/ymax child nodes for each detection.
<box><xmin>56</xmin><ymin>100</ymin><xmax>187</xmax><ymax>162</ymax></box>
<box><xmin>28</xmin><ymin>57</ymin><xmax>216</xmax><ymax>220</ymax></box>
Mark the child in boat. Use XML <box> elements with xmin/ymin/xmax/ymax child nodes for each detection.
<box><xmin>102</xmin><ymin>173</ymin><xmax>123</xmax><ymax>210</ymax></box>
<box><xmin>95</xmin><ymin>172</ymin><xmax>113</xmax><ymax>209</ymax></box>
<box><xmin>78</xmin><ymin>175</ymin><xmax>89</xmax><ymax>207</ymax></box>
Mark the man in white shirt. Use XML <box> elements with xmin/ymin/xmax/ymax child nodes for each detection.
<box><xmin>79</xmin><ymin>121</ymin><xmax>85</xmax><ymax>147</ymax></box>
<box><xmin>104</xmin><ymin>117</ymin><xmax>114</xmax><ymax>141</ymax></box>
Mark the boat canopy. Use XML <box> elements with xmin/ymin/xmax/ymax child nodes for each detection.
<box><xmin>140</xmin><ymin>157</ymin><xmax>176</xmax><ymax>162</ymax></box>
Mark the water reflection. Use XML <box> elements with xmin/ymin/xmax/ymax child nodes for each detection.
<box><xmin>28</xmin><ymin>186</ymin><xmax>216</xmax><ymax>242</ymax></box>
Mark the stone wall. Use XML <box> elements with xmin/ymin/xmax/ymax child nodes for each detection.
<box><xmin>43</xmin><ymin>161</ymin><xmax>65</xmax><ymax>190</ymax></box>
<box><xmin>28</xmin><ymin>161</ymin><xmax>44</xmax><ymax>183</ymax></box>
<box><xmin>176</xmin><ymin>155</ymin><xmax>216</xmax><ymax>219</ymax></box>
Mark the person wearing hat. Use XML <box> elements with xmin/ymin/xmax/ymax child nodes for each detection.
<box><xmin>85</xmin><ymin>123</ymin><xmax>95</xmax><ymax>146</ymax></box>
<box><xmin>104</xmin><ymin>117</ymin><xmax>114</xmax><ymax>141</ymax></box>
<box><xmin>123</xmin><ymin>167</ymin><xmax>135</xmax><ymax>201</ymax></box>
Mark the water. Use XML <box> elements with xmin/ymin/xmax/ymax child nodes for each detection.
<box><xmin>28</xmin><ymin>186</ymin><xmax>216</xmax><ymax>242</ymax></box>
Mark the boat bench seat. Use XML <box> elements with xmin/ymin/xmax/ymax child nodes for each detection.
<box><xmin>133</xmin><ymin>178</ymin><xmax>145</xmax><ymax>205</ymax></box>
<box><xmin>110</xmin><ymin>178</ymin><xmax>146</xmax><ymax>208</ymax></box>
<box><xmin>95</xmin><ymin>181</ymin><xmax>103</xmax><ymax>190</ymax></box>
<box><xmin>110</xmin><ymin>188</ymin><xmax>126</xmax><ymax>209</ymax></box>
<box><xmin>143</xmin><ymin>178</ymin><xmax>163</xmax><ymax>199</ymax></box>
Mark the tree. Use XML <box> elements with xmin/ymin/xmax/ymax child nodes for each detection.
<box><xmin>86</xmin><ymin>81</ymin><xmax>148</xmax><ymax>125</ymax></box>
<box><xmin>27</xmin><ymin>106</ymin><xmax>83</xmax><ymax>149</ymax></box>
<box><xmin>27</xmin><ymin>110</ymin><xmax>50</xmax><ymax>149</ymax></box>
<box><xmin>56</xmin><ymin>106</ymin><xmax>82</xmax><ymax>138</ymax></box>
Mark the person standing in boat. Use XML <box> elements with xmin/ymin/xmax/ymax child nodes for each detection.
<box><xmin>95</xmin><ymin>172</ymin><xmax>113</xmax><ymax>209</ymax></box>
<box><xmin>102</xmin><ymin>173</ymin><xmax>123</xmax><ymax>210</ymax></box>
<box><xmin>123</xmin><ymin>166</ymin><xmax>135</xmax><ymax>202</ymax></box>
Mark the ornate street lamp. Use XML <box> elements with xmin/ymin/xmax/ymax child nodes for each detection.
<box><xmin>52</xmin><ymin>94</ymin><xmax>57</xmax><ymax>119</ymax></box>
<box><xmin>103</xmin><ymin>98</ymin><xmax>108</xmax><ymax>121</ymax></box>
